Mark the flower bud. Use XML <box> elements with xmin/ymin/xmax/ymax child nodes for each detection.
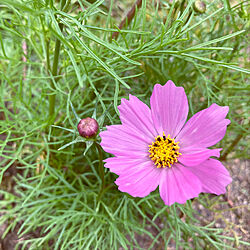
<box><xmin>77</xmin><ymin>117</ymin><xmax>99</xmax><ymax>138</ymax></box>
<box><xmin>193</xmin><ymin>1</ymin><xmax>206</xmax><ymax>14</ymax></box>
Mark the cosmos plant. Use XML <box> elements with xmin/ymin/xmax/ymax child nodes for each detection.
<box><xmin>100</xmin><ymin>81</ymin><xmax>232</xmax><ymax>206</ymax></box>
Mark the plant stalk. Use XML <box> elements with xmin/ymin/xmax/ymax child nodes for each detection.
<box><xmin>112</xmin><ymin>0</ymin><xmax>142</xmax><ymax>39</ymax></box>
<box><xmin>95</xmin><ymin>142</ymin><xmax>105</xmax><ymax>192</ymax></box>
<box><xmin>220</xmin><ymin>133</ymin><xmax>244</xmax><ymax>161</ymax></box>
<box><xmin>48</xmin><ymin>0</ymin><xmax>67</xmax><ymax>120</ymax></box>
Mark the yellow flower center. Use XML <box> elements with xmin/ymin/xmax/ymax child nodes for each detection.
<box><xmin>148</xmin><ymin>132</ymin><xmax>181</xmax><ymax>168</ymax></box>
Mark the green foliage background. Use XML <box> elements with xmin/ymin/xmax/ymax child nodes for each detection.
<box><xmin>0</xmin><ymin>0</ymin><xmax>249</xmax><ymax>249</ymax></box>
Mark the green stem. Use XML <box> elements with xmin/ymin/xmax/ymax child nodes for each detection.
<box><xmin>48</xmin><ymin>0</ymin><xmax>67</xmax><ymax>120</ymax></box>
<box><xmin>220</xmin><ymin>133</ymin><xmax>244</xmax><ymax>161</ymax></box>
<box><xmin>97</xmin><ymin>184</ymin><xmax>114</xmax><ymax>202</ymax></box>
<box><xmin>49</xmin><ymin>39</ymin><xmax>61</xmax><ymax>118</ymax></box>
<box><xmin>95</xmin><ymin>142</ymin><xmax>105</xmax><ymax>193</ymax></box>
<box><xmin>225</xmin><ymin>0</ymin><xmax>238</xmax><ymax>31</ymax></box>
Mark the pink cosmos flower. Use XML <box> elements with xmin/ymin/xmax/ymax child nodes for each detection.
<box><xmin>100</xmin><ymin>81</ymin><xmax>232</xmax><ymax>206</ymax></box>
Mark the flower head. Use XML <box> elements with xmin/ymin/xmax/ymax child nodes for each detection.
<box><xmin>100</xmin><ymin>81</ymin><xmax>232</xmax><ymax>206</ymax></box>
<box><xmin>78</xmin><ymin>117</ymin><xmax>99</xmax><ymax>138</ymax></box>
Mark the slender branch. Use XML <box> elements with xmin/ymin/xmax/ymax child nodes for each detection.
<box><xmin>22</xmin><ymin>40</ymin><xmax>27</xmax><ymax>81</ymax></box>
<box><xmin>95</xmin><ymin>142</ymin><xmax>105</xmax><ymax>192</ymax></box>
<box><xmin>48</xmin><ymin>0</ymin><xmax>67</xmax><ymax>120</ymax></box>
<box><xmin>220</xmin><ymin>133</ymin><xmax>244</xmax><ymax>161</ymax></box>
<box><xmin>112</xmin><ymin>0</ymin><xmax>142</xmax><ymax>39</ymax></box>
<box><xmin>45</xmin><ymin>39</ymin><xmax>51</xmax><ymax>73</ymax></box>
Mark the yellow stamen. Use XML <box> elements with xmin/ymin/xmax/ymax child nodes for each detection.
<box><xmin>148</xmin><ymin>132</ymin><xmax>181</xmax><ymax>168</ymax></box>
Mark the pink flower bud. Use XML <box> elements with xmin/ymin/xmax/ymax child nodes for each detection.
<box><xmin>77</xmin><ymin>117</ymin><xmax>99</xmax><ymax>138</ymax></box>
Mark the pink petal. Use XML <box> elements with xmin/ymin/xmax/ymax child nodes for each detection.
<box><xmin>118</xmin><ymin>94</ymin><xmax>157</xmax><ymax>140</ymax></box>
<box><xmin>188</xmin><ymin>159</ymin><xmax>232</xmax><ymax>195</ymax></box>
<box><xmin>178</xmin><ymin>148</ymin><xmax>222</xmax><ymax>166</ymax></box>
<box><xmin>159</xmin><ymin>164</ymin><xmax>202</xmax><ymax>206</ymax></box>
<box><xmin>115</xmin><ymin>161</ymin><xmax>162</xmax><ymax>197</ymax></box>
<box><xmin>150</xmin><ymin>81</ymin><xmax>188</xmax><ymax>138</ymax></box>
<box><xmin>104</xmin><ymin>156</ymin><xmax>148</xmax><ymax>175</ymax></box>
<box><xmin>176</xmin><ymin>103</ymin><xmax>230</xmax><ymax>149</ymax></box>
<box><xmin>100</xmin><ymin>124</ymin><xmax>149</xmax><ymax>157</ymax></box>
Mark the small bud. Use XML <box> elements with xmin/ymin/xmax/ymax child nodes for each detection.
<box><xmin>193</xmin><ymin>1</ymin><xmax>206</xmax><ymax>14</ymax></box>
<box><xmin>77</xmin><ymin>117</ymin><xmax>99</xmax><ymax>138</ymax></box>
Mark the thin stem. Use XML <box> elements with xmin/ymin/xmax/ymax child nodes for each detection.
<box><xmin>97</xmin><ymin>183</ymin><xmax>114</xmax><ymax>202</ymax></box>
<box><xmin>48</xmin><ymin>0</ymin><xmax>67</xmax><ymax>120</ymax></box>
<box><xmin>95</xmin><ymin>142</ymin><xmax>105</xmax><ymax>193</ymax></box>
<box><xmin>46</xmin><ymin>39</ymin><xmax>51</xmax><ymax>72</ymax></box>
<box><xmin>220</xmin><ymin>133</ymin><xmax>244</xmax><ymax>161</ymax></box>
<box><xmin>225</xmin><ymin>0</ymin><xmax>238</xmax><ymax>31</ymax></box>
<box><xmin>112</xmin><ymin>0</ymin><xmax>142</xmax><ymax>39</ymax></box>
<box><xmin>49</xmin><ymin>41</ymin><xmax>61</xmax><ymax>118</ymax></box>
